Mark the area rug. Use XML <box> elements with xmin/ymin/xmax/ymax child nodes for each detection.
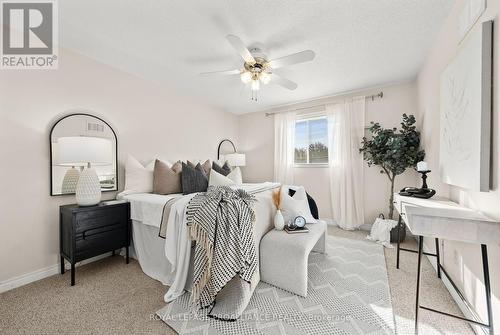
<box><xmin>156</xmin><ymin>235</ymin><xmax>395</xmax><ymax>335</ymax></box>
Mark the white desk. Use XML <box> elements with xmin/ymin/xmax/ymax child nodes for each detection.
<box><xmin>393</xmin><ymin>193</ymin><xmax>499</xmax><ymax>334</ymax></box>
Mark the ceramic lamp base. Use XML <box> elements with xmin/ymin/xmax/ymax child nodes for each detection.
<box><xmin>61</xmin><ymin>167</ymin><xmax>80</xmax><ymax>194</ymax></box>
<box><xmin>76</xmin><ymin>167</ymin><xmax>101</xmax><ymax>206</ymax></box>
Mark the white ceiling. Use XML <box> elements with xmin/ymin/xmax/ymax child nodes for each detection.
<box><xmin>59</xmin><ymin>0</ymin><xmax>453</xmax><ymax>114</ymax></box>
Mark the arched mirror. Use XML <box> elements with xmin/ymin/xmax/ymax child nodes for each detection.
<box><xmin>50</xmin><ymin>113</ymin><xmax>118</xmax><ymax>196</ymax></box>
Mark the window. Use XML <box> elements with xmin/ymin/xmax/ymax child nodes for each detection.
<box><xmin>294</xmin><ymin>116</ymin><xmax>328</xmax><ymax>164</ymax></box>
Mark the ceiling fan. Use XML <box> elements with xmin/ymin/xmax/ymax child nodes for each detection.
<box><xmin>200</xmin><ymin>35</ymin><xmax>315</xmax><ymax>101</ymax></box>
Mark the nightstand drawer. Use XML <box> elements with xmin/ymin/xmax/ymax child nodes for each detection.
<box><xmin>75</xmin><ymin>224</ymin><xmax>127</xmax><ymax>261</ymax></box>
<box><xmin>75</xmin><ymin>206</ymin><xmax>127</xmax><ymax>233</ymax></box>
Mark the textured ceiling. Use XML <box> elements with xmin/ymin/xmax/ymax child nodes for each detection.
<box><xmin>59</xmin><ymin>0</ymin><xmax>453</xmax><ymax>114</ymax></box>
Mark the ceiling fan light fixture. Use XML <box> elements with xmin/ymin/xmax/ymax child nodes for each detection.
<box><xmin>260</xmin><ymin>72</ymin><xmax>271</xmax><ymax>84</ymax></box>
<box><xmin>240</xmin><ymin>71</ymin><xmax>252</xmax><ymax>84</ymax></box>
<box><xmin>200</xmin><ymin>34</ymin><xmax>314</xmax><ymax>101</ymax></box>
<box><xmin>251</xmin><ymin>79</ymin><xmax>260</xmax><ymax>91</ymax></box>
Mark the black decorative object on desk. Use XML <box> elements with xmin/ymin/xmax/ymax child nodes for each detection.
<box><xmin>59</xmin><ymin>200</ymin><xmax>131</xmax><ymax>286</ymax></box>
<box><xmin>399</xmin><ymin>172</ymin><xmax>436</xmax><ymax>200</ymax></box>
<box><xmin>399</xmin><ymin>161</ymin><xmax>436</xmax><ymax>199</ymax></box>
<box><xmin>413</xmin><ymin>170</ymin><xmax>436</xmax><ymax>198</ymax></box>
<box><xmin>419</xmin><ymin>170</ymin><xmax>430</xmax><ymax>189</ymax></box>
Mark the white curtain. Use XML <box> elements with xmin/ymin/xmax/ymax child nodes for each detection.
<box><xmin>274</xmin><ymin>111</ymin><xmax>297</xmax><ymax>184</ymax></box>
<box><xmin>327</xmin><ymin>97</ymin><xmax>365</xmax><ymax>230</ymax></box>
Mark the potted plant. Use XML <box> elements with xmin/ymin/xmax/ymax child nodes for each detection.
<box><xmin>359</xmin><ymin>114</ymin><xmax>425</xmax><ymax>241</ymax></box>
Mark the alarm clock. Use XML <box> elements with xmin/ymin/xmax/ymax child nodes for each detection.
<box><xmin>293</xmin><ymin>215</ymin><xmax>306</xmax><ymax>228</ymax></box>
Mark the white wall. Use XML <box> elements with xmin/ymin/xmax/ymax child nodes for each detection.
<box><xmin>417</xmin><ymin>0</ymin><xmax>500</xmax><ymax>331</ymax></box>
<box><xmin>0</xmin><ymin>49</ymin><xmax>238</xmax><ymax>283</ymax></box>
<box><xmin>238</xmin><ymin>82</ymin><xmax>419</xmax><ymax>223</ymax></box>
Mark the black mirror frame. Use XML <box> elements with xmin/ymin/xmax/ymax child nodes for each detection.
<box><xmin>49</xmin><ymin>113</ymin><xmax>118</xmax><ymax>196</ymax></box>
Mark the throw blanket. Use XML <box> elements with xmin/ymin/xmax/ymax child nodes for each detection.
<box><xmin>158</xmin><ymin>197</ymin><xmax>183</xmax><ymax>239</ymax></box>
<box><xmin>186</xmin><ymin>186</ymin><xmax>258</xmax><ymax>320</ymax></box>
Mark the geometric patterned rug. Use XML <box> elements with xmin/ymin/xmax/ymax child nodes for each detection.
<box><xmin>156</xmin><ymin>235</ymin><xmax>395</xmax><ymax>334</ymax></box>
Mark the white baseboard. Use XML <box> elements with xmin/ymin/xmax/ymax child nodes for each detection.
<box><xmin>0</xmin><ymin>252</ymin><xmax>116</xmax><ymax>294</ymax></box>
<box><xmin>0</xmin><ymin>264</ymin><xmax>60</xmax><ymax>294</ymax></box>
<box><xmin>421</xmin><ymin>240</ymin><xmax>484</xmax><ymax>335</ymax></box>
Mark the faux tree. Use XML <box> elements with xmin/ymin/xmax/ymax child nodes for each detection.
<box><xmin>359</xmin><ymin>114</ymin><xmax>425</xmax><ymax>219</ymax></box>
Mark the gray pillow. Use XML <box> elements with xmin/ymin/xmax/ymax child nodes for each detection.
<box><xmin>187</xmin><ymin>159</ymin><xmax>211</xmax><ymax>175</ymax></box>
<box><xmin>182</xmin><ymin>162</ymin><xmax>208</xmax><ymax>194</ymax></box>
<box><xmin>201</xmin><ymin>159</ymin><xmax>211</xmax><ymax>175</ymax></box>
<box><xmin>212</xmin><ymin>161</ymin><xmax>231</xmax><ymax>176</ymax></box>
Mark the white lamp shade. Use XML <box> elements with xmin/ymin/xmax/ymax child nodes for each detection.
<box><xmin>225</xmin><ymin>153</ymin><xmax>246</xmax><ymax>167</ymax></box>
<box><xmin>57</xmin><ymin>136</ymin><xmax>112</xmax><ymax>166</ymax></box>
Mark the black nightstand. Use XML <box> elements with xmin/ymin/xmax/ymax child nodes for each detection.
<box><xmin>59</xmin><ymin>200</ymin><xmax>131</xmax><ymax>286</ymax></box>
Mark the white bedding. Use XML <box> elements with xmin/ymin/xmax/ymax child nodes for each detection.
<box><xmin>131</xmin><ymin>221</ymin><xmax>174</xmax><ymax>285</ymax></box>
<box><xmin>121</xmin><ymin>192</ymin><xmax>182</xmax><ymax>286</ymax></box>
<box><xmin>163</xmin><ymin>193</ymin><xmax>196</xmax><ymax>301</ymax></box>
<box><xmin>121</xmin><ymin>182</ymin><xmax>279</xmax><ymax>304</ymax></box>
<box><xmin>122</xmin><ymin>192</ymin><xmax>182</xmax><ymax>227</ymax></box>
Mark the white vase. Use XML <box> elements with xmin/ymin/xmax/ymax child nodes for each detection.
<box><xmin>76</xmin><ymin>165</ymin><xmax>101</xmax><ymax>206</ymax></box>
<box><xmin>61</xmin><ymin>167</ymin><xmax>80</xmax><ymax>194</ymax></box>
<box><xmin>274</xmin><ymin>209</ymin><xmax>285</xmax><ymax>230</ymax></box>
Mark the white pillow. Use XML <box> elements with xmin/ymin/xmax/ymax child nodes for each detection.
<box><xmin>124</xmin><ymin>155</ymin><xmax>156</xmax><ymax>193</ymax></box>
<box><xmin>227</xmin><ymin>166</ymin><xmax>243</xmax><ymax>184</ymax></box>
<box><xmin>280</xmin><ymin>186</ymin><xmax>317</xmax><ymax>224</ymax></box>
<box><xmin>209</xmin><ymin>169</ymin><xmax>235</xmax><ymax>186</ymax></box>
<box><xmin>208</xmin><ymin>166</ymin><xmax>244</xmax><ymax>186</ymax></box>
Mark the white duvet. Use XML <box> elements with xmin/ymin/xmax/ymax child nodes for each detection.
<box><xmin>163</xmin><ymin>193</ymin><xmax>196</xmax><ymax>301</ymax></box>
<box><xmin>120</xmin><ymin>192</ymin><xmax>182</xmax><ymax>227</ymax></box>
<box><xmin>121</xmin><ymin>182</ymin><xmax>279</xmax><ymax>303</ymax></box>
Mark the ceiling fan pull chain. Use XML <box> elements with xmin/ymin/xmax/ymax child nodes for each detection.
<box><xmin>252</xmin><ymin>90</ymin><xmax>258</xmax><ymax>102</ymax></box>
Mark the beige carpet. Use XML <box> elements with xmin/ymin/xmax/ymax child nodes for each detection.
<box><xmin>0</xmin><ymin>228</ymin><xmax>474</xmax><ymax>335</ymax></box>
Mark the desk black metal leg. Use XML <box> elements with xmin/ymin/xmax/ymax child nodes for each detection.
<box><xmin>415</xmin><ymin>235</ymin><xmax>423</xmax><ymax>334</ymax></box>
<box><xmin>71</xmin><ymin>263</ymin><xmax>75</xmax><ymax>286</ymax></box>
<box><xmin>126</xmin><ymin>246</ymin><xmax>129</xmax><ymax>264</ymax></box>
<box><xmin>60</xmin><ymin>256</ymin><xmax>65</xmax><ymax>275</ymax></box>
<box><xmin>396</xmin><ymin>215</ymin><xmax>402</xmax><ymax>269</ymax></box>
<box><xmin>435</xmin><ymin>238</ymin><xmax>441</xmax><ymax>279</ymax></box>
<box><xmin>481</xmin><ymin>244</ymin><xmax>494</xmax><ymax>335</ymax></box>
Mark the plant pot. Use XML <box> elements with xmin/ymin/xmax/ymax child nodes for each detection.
<box><xmin>390</xmin><ymin>225</ymin><xmax>406</xmax><ymax>243</ymax></box>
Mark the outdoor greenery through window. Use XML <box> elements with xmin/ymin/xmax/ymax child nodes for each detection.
<box><xmin>294</xmin><ymin>116</ymin><xmax>329</xmax><ymax>164</ymax></box>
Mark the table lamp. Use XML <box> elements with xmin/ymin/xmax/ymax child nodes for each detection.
<box><xmin>54</xmin><ymin>142</ymin><xmax>81</xmax><ymax>194</ymax></box>
<box><xmin>58</xmin><ymin>136</ymin><xmax>112</xmax><ymax>206</ymax></box>
<box><xmin>224</xmin><ymin>153</ymin><xmax>246</xmax><ymax>167</ymax></box>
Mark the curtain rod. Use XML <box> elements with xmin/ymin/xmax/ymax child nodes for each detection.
<box><xmin>264</xmin><ymin>91</ymin><xmax>383</xmax><ymax>117</ymax></box>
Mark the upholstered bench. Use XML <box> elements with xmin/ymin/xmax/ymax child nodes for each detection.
<box><xmin>260</xmin><ymin>220</ymin><xmax>327</xmax><ymax>297</ymax></box>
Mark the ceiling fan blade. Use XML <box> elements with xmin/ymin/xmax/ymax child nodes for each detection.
<box><xmin>268</xmin><ymin>50</ymin><xmax>315</xmax><ymax>69</ymax></box>
<box><xmin>272</xmin><ymin>73</ymin><xmax>298</xmax><ymax>90</ymax></box>
<box><xmin>199</xmin><ymin>69</ymin><xmax>240</xmax><ymax>76</ymax></box>
<box><xmin>226</xmin><ymin>34</ymin><xmax>255</xmax><ymax>64</ymax></box>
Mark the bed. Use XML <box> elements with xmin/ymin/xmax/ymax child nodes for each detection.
<box><xmin>118</xmin><ymin>182</ymin><xmax>320</xmax><ymax>319</ymax></box>
<box><xmin>118</xmin><ymin>183</ymin><xmax>279</xmax><ymax>296</ymax></box>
